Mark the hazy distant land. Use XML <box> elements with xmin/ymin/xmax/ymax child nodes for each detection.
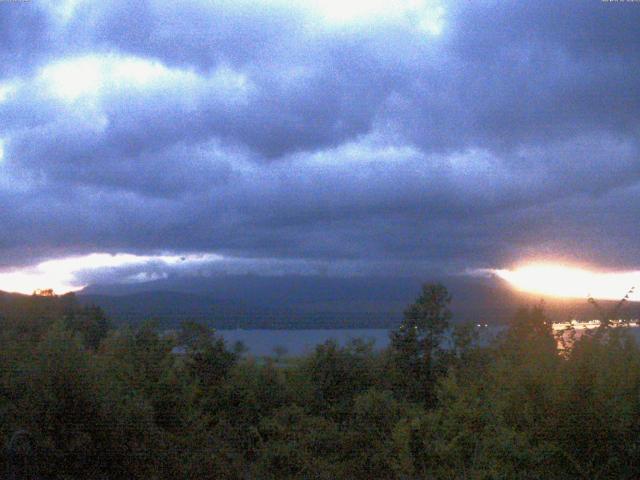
<box><xmin>71</xmin><ymin>274</ymin><xmax>640</xmax><ymax>329</ymax></box>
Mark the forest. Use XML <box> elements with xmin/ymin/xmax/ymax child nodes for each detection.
<box><xmin>2</xmin><ymin>284</ymin><xmax>640</xmax><ymax>479</ymax></box>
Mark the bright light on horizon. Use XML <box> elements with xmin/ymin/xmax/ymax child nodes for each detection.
<box><xmin>491</xmin><ymin>263</ymin><xmax>640</xmax><ymax>302</ymax></box>
<box><xmin>0</xmin><ymin>252</ymin><xmax>223</xmax><ymax>295</ymax></box>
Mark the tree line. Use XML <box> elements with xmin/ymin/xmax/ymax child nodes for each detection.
<box><xmin>1</xmin><ymin>284</ymin><xmax>639</xmax><ymax>479</ymax></box>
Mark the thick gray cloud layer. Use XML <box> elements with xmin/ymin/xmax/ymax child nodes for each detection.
<box><xmin>1</xmin><ymin>0</ymin><xmax>640</xmax><ymax>278</ymax></box>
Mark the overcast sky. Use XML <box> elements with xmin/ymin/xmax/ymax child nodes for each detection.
<box><xmin>1</xmin><ymin>0</ymin><xmax>640</xmax><ymax>288</ymax></box>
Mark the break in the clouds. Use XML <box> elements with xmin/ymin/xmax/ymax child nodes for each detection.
<box><xmin>1</xmin><ymin>0</ymin><xmax>640</xmax><ymax>289</ymax></box>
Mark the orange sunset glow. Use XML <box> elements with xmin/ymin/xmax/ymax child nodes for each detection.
<box><xmin>494</xmin><ymin>263</ymin><xmax>640</xmax><ymax>301</ymax></box>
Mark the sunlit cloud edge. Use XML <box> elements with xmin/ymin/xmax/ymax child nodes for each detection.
<box><xmin>471</xmin><ymin>263</ymin><xmax>640</xmax><ymax>302</ymax></box>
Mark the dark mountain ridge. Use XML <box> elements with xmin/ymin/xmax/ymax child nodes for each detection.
<box><xmin>2</xmin><ymin>274</ymin><xmax>637</xmax><ymax>329</ymax></box>
<box><xmin>77</xmin><ymin>274</ymin><xmax>640</xmax><ymax>329</ymax></box>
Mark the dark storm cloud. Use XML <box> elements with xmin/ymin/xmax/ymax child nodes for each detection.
<box><xmin>86</xmin><ymin>0</ymin><xmax>640</xmax><ymax>157</ymax></box>
<box><xmin>0</xmin><ymin>1</ymin><xmax>51</xmax><ymax>78</ymax></box>
<box><xmin>1</xmin><ymin>0</ymin><xmax>640</xmax><ymax>278</ymax></box>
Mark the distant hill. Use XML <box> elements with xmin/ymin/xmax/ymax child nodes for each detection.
<box><xmin>2</xmin><ymin>273</ymin><xmax>636</xmax><ymax>329</ymax></box>
<box><xmin>78</xmin><ymin>289</ymin><xmax>402</xmax><ymax>329</ymax></box>
<box><xmin>0</xmin><ymin>290</ymin><xmax>80</xmax><ymax>326</ymax></box>
<box><xmin>77</xmin><ymin>274</ymin><xmax>640</xmax><ymax>329</ymax></box>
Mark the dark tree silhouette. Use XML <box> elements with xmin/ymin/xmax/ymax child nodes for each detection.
<box><xmin>389</xmin><ymin>283</ymin><xmax>452</xmax><ymax>403</ymax></box>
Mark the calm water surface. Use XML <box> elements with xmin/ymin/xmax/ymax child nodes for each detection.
<box><xmin>217</xmin><ymin>327</ymin><xmax>501</xmax><ymax>357</ymax></box>
<box><xmin>218</xmin><ymin>325</ymin><xmax>640</xmax><ymax>357</ymax></box>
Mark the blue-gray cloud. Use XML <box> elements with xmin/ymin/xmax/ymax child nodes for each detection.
<box><xmin>1</xmin><ymin>0</ymin><xmax>640</xmax><ymax>278</ymax></box>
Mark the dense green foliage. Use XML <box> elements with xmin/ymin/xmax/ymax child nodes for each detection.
<box><xmin>1</xmin><ymin>286</ymin><xmax>640</xmax><ymax>479</ymax></box>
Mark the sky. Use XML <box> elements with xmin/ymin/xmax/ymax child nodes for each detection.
<box><xmin>1</xmin><ymin>0</ymin><xmax>640</xmax><ymax>295</ymax></box>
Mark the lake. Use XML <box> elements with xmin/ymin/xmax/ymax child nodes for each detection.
<box><xmin>216</xmin><ymin>327</ymin><xmax>501</xmax><ymax>357</ymax></box>
<box><xmin>217</xmin><ymin>324</ymin><xmax>640</xmax><ymax>357</ymax></box>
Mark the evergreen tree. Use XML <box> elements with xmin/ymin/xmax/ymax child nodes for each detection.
<box><xmin>389</xmin><ymin>283</ymin><xmax>452</xmax><ymax>403</ymax></box>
